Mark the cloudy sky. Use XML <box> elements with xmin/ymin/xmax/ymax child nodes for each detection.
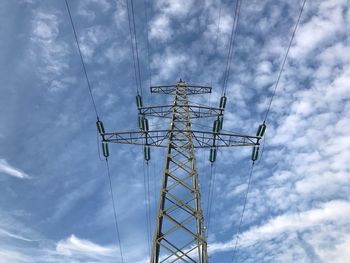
<box><xmin>0</xmin><ymin>0</ymin><xmax>349</xmax><ymax>262</ymax></box>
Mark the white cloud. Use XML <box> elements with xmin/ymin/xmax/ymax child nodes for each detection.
<box><xmin>32</xmin><ymin>13</ymin><xmax>59</xmax><ymax>40</ymax></box>
<box><xmin>202</xmin><ymin>3</ymin><xmax>350</xmax><ymax>260</ymax></box>
<box><xmin>209</xmin><ymin>200</ymin><xmax>350</xmax><ymax>254</ymax></box>
<box><xmin>291</xmin><ymin>0</ymin><xmax>345</xmax><ymax>57</ymax></box>
<box><xmin>265</xmin><ymin>66</ymin><xmax>350</xmax><ymax>202</ymax></box>
<box><xmin>79</xmin><ymin>25</ymin><xmax>111</xmax><ymax>62</ymax></box>
<box><xmin>0</xmin><ymin>234</ymin><xmax>120</xmax><ymax>263</ymax></box>
<box><xmin>316</xmin><ymin>233</ymin><xmax>350</xmax><ymax>263</ymax></box>
<box><xmin>150</xmin><ymin>0</ymin><xmax>195</xmax><ymax>42</ymax></box>
<box><xmin>0</xmin><ymin>249</ymin><xmax>31</xmax><ymax>263</ymax></box>
<box><xmin>56</xmin><ymin>234</ymin><xmax>114</xmax><ymax>257</ymax></box>
<box><xmin>155</xmin><ymin>0</ymin><xmax>194</xmax><ymax>17</ymax></box>
<box><xmin>0</xmin><ymin>159</ymin><xmax>29</xmax><ymax>179</ymax></box>
<box><xmin>113</xmin><ymin>0</ymin><xmax>127</xmax><ymax>30</ymax></box>
<box><xmin>151</xmin><ymin>48</ymin><xmax>196</xmax><ymax>83</ymax></box>
<box><xmin>0</xmin><ymin>229</ymin><xmax>36</xmax><ymax>242</ymax></box>
<box><xmin>49</xmin><ymin>178</ymin><xmax>98</xmax><ymax>222</ymax></box>
<box><xmin>149</xmin><ymin>14</ymin><xmax>172</xmax><ymax>42</ymax></box>
<box><xmin>30</xmin><ymin>11</ymin><xmax>72</xmax><ymax>91</ymax></box>
<box><xmin>78</xmin><ymin>0</ymin><xmax>112</xmax><ymax>20</ymax></box>
<box><xmin>104</xmin><ymin>42</ymin><xmax>128</xmax><ymax>63</ymax></box>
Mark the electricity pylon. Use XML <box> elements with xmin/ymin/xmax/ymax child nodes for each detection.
<box><xmin>97</xmin><ymin>80</ymin><xmax>263</xmax><ymax>262</ymax></box>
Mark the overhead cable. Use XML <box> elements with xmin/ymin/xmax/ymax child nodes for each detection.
<box><xmin>143</xmin><ymin>160</ymin><xmax>152</xmax><ymax>257</ymax></box>
<box><xmin>130</xmin><ymin>0</ymin><xmax>143</xmax><ymax>96</ymax></box>
<box><xmin>222</xmin><ymin>0</ymin><xmax>242</xmax><ymax>96</ymax></box>
<box><xmin>263</xmin><ymin>0</ymin><xmax>307</xmax><ymax>123</ymax></box>
<box><xmin>228</xmin><ymin>3</ymin><xmax>307</xmax><ymax>260</ymax></box>
<box><xmin>126</xmin><ymin>0</ymin><xmax>143</xmax><ymax>96</ymax></box>
<box><xmin>105</xmin><ymin>159</ymin><xmax>125</xmax><ymax>263</ymax></box>
<box><xmin>146</xmin><ymin>163</ymin><xmax>152</xmax><ymax>240</ymax></box>
<box><xmin>144</xmin><ymin>0</ymin><xmax>152</xmax><ymax>87</ymax></box>
<box><xmin>231</xmin><ymin>161</ymin><xmax>255</xmax><ymax>262</ymax></box>
<box><xmin>64</xmin><ymin>0</ymin><xmax>99</xmax><ymax>118</ymax></box>
<box><xmin>65</xmin><ymin>3</ymin><xmax>126</xmax><ymax>261</ymax></box>
<box><xmin>152</xmin><ymin>161</ymin><xmax>157</xmax><ymax>219</ymax></box>
<box><xmin>205</xmin><ymin>160</ymin><xmax>217</xmax><ymax>237</ymax></box>
<box><xmin>210</xmin><ymin>0</ymin><xmax>222</xmax><ymax>88</ymax></box>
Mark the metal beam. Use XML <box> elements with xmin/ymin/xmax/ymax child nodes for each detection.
<box><xmin>138</xmin><ymin>105</ymin><xmax>223</xmax><ymax>119</ymax></box>
<box><xmin>151</xmin><ymin>84</ymin><xmax>212</xmax><ymax>95</ymax></box>
<box><xmin>103</xmin><ymin>130</ymin><xmax>259</xmax><ymax>148</ymax></box>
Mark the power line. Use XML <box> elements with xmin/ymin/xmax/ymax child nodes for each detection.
<box><xmin>210</xmin><ymin>0</ymin><xmax>222</xmax><ymax>88</ymax></box>
<box><xmin>144</xmin><ymin>0</ymin><xmax>152</xmax><ymax>87</ymax></box>
<box><xmin>205</xmin><ymin>163</ymin><xmax>213</xmax><ymax>230</ymax></box>
<box><xmin>222</xmin><ymin>0</ymin><xmax>242</xmax><ymax>96</ymax></box>
<box><xmin>65</xmin><ymin>4</ymin><xmax>126</xmax><ymax>260</ymax></box>
<box><xmin>64</xmin><ymin>0</ymin><xmax>99</xmax><ymax>118</ymax></box>
<box><xmin>152</xmin><ymin>160</ymin><xmax>157</xmax><ymax>220</ymax></box>
<box><xmin>105</xmin><ymin>159</ymin><xmax>125</xmax><ymax>263</ymax></box>
<box><xmin>231</xmin><ymin>161</ymin><xmax>255</xmax><ymax>262</ymax></box>
<box><xmin>126</xmin><ymin>0</ymin><xmax>143</xmax><ymax>96</ymax></box>
<box><xmin>205</xmin><ymin>164</ymin><xmax>213</xmax><ymax>235</ymax></box>
<box><xmin>146</xmin><ymin>163</ymin><xmax>152</xmax><ymax>238</ymax></box>
<box><xmin>263</xmin><ymin>0</ymin><xmax>307</xmax><ymax>122</ymax></box>
<box><xmin>125</xmin><ymin>0</ymin><xmax>140</xmax><ymax>95</ymax></box>
<box><xmin>229</xmin><ymin>3</ymin><xmax>306</xmax><ymax>259</ymax></box>
<box><xmin>143</xmin><ymin>160</ymin><xmax>152</xmax><ymax>257</ymax></box>
<box><xmin>205</xmin><ymin>160</ymin><xmax>217</xmax><ymax>237</ymax></box>
<box><xmin>130</xmin><ymin>0</ymin><xmax>143</xmax><ymax>96</ymax></box>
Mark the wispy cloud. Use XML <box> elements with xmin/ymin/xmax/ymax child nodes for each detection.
<box><xmin>150</xmin><ymin>0</ymin><xmax>195</xmax><ymax>42</ymax></box>
<box><xmin>29</xmin><ymin>11</ymin><xmax>73</xmax><ymax>92</ymax></box>
<box><xmin>0</xmin><ymin>159</ymin><xmax>29</xmax><ymax>179</ymax></box>
<box><xmin>56</xmin><ymin>234</ymin><xmax>115</xmax><ymax>257</ymax></box>
<box><xmin>149</xmin><ymin>14</ymin><xmax>172</xmax><ymax>42</ymax></box>
<box><xmin>0</xmin><ymin>229</ymin><xmax>36</xmax><ymax>242</ymax></box>
<box><xmin>77</xmin><ymin>0</ymin><xmax>112</xmax><ymax>21</ymax></box>
<box><xmin>209</xmin><ymin>200</ymin><xmax>350</xmax><ymax>253</ymax></box>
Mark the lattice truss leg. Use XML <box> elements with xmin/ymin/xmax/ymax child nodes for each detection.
<box><xmin>151</xmin><ymin>86</ymin><xmax>207</xmax><ymax>262</ymax></box>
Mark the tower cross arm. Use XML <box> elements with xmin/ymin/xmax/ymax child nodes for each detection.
<box><xmin>191</xmin><ymin>130</ymin><xmax>260</xmax><ymax>148</ymax></box>
<box><xmin>103</xmin><ymin>129</ymin><xmax>169</xmax><ymax>147</ymax></box>
<box><xmin>102</xmin><ymin>129</ymin><xmax>260</xmax><ymax>148</ymax></box>
<box><xmin>150</xmin><ymin>85</ymin><xmax>212</xmax><ymax>95</ymax></box>
<box><xmin>139</xmin><ymin>105</ymin><xmax>223</xmax><ymax>118</ymax></box>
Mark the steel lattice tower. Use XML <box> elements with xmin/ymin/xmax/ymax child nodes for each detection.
<box><xmin>97</xmin><ymin>80</ymin><xmax>263</xmax><ymax>262</ymax></box>
<box><xmin>150</xmin><ymin>82</ymin><xmax>207</xmax><ymax>262</ymax></box>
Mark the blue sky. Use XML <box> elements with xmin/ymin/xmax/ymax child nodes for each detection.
<box><xmin>0</xmin><ymin>0</ymin><xmax>350</xmax><ymax>262</ymax></box>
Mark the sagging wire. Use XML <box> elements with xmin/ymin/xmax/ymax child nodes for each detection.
<box><xmin>222</xmin><ymin>0</ymin><xmax>242</xmax><ymax>96</ymax></box>
<box><xmin>231</xmin><ymin>161</ymin><xmax>255</xmax><ymax>262</ymax></box>
<box><xmin>126</xmin><ymin>0</ymin><xmax>143</xmax><ymax>96</ymax></box>
<box><xmin>143</xmin><ymin>160</ymin><xmax>152</xmax><ymax>257</ymax></box>
<box><xmin>64</xmin><ymin>2</ymin><xmax>126</xmax><ymax>261</ymax></box>
<box><xmin>210</xmin><ymin>0</ymin><xmax>222</xmax><ymax>89</ymax></box>
<box><xmin>205</xmin><ymin>158</ymin><xmax>218</xmax><ymax>238</ymax></box>
<box><xmin>105</xmin><ymin>159</ymin><xmax>125</xmax><ymax>263</ymax></box>
<box><xmin>231</xmin><ymin>1</ymin><xmax>307</xmax><ymax>260</ymax></box>
<box><xmin>263</xmin><ymin>0</ymin><xmax>307</xmax><ymax>123</ymax></box>
<box><xmin>153</xmin><ymin>160</ymin><xmax>157</xmax><ymax>219</ymax></box>
<box><xmin>144</xmin><ymin>0</ymin><xmax>152</xmax><ymax>88</ymax></box>
<box><xmin>64</xmin><ymin>0</ymin><xmax>99</xmax><ymax>118</ymax></box>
